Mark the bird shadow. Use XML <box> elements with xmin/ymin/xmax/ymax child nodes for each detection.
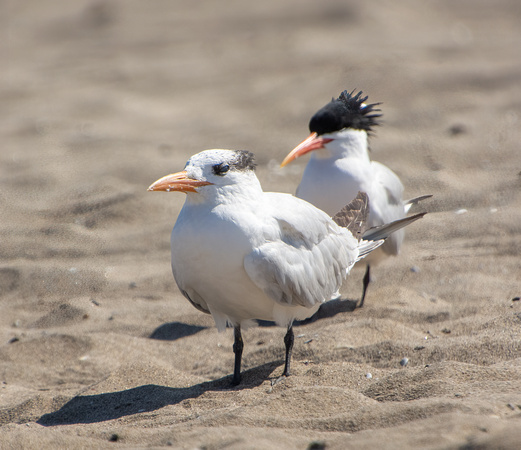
<box><xmin>37</xmin><ymin>362</ymin><xmax>278</xmax><ymax>426</ymax></box>
<box><xmin>258</xmin><ymin>297</ymin><xmax>359</xmax><ymax>328</ymax></box>
<box><xmin>38</xmin><ymin>300</ymin><xmax>358</xmax><ymax>426</ymax></box>
<box><xmin>149</xmin><ymin>321</ymin><xmax>207</xmax><ymax>341</ymax></box>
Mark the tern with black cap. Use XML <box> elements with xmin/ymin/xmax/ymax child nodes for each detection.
<box><xmin>282</xmin><ymin>90</ymin><xmax>431</xmax><ymax>307</ymax></box>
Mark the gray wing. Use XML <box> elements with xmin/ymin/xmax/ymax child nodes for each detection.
<box><xmin>363</xmin><ymin>212</ymin><xmax>426</xmax><ymax>242</ymax></box>
<box><xmin>244</xmin><ymin>194</ymin><xmax>358</xmax><ymax>308</ymax></box>
<box><xmin>370</xmin><ymin>161</ymin><xmax>406</xmax><ymax>255</ymax></box>
<box><xmin>371</xmin><ymin>161</ymin><xmax>405</xmax><ymax>222</ymax></box>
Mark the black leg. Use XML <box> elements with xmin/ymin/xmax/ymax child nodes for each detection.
<box><xmin>231</xmin><ymin>325</ymin><xmax>243</xmax><ymax>386</ymax></box>
<box><xmin>359</xmin><ymin>264</ymin><xmax>371</xmax><ymax>308</ymax></box>
<box><xmin>282</xmin><ymin>325</ymin><xmax>294</xmax><ymax>377</ymax></box>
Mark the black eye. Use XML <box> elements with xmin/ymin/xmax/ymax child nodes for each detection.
<box><xmin>213</xmin><ymin>163</ymin><xmax>230</xmax><ymax>176</ymax></box>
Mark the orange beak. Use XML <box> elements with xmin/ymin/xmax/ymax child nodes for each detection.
<box><xmin>147</xmin><ymin>170</ymin><xmax>213</xmax><ymax>193</ymax></box>
<box><xmin>280</xmin><ymin>132</ymin><xmax>334</xmax><ymax>167</ymax></box>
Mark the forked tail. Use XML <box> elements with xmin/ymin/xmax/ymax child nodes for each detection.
<box><xmin>333</xmin><ymin>191</ymin><xmax>427</xmax><ymax>261</ymax></box>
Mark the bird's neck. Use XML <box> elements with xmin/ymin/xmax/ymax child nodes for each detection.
<box><xmin>313</xmin><ymin>129</ymin><xmax>370</xmax><ymax>162</ymax></box>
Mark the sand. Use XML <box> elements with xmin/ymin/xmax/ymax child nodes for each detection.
<box><xmin>1</xmin><ymin>0</ymin><xmax>521</xmax><ymax>448</ymax></box>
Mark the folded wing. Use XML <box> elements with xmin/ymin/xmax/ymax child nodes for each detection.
<box><xmin>244</xmin><ymin>194</ymin><xmax>361</xmax><ymax>308</ymax></box>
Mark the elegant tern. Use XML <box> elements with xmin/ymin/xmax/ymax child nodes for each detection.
<box><xmin>281</xmin><ymin>90</ymin><xmax>431</xmax><ymax>307</ymax></box>
<box><xmin>149</xmin><ymin>149</ymin><xmax>425</xmax><ymax>385</ymax></box>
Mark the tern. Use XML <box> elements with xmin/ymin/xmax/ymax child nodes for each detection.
<box><xmin>149</xmin><ymin>149</ymin><xmax>425</xmax><ymax>385</ymax></box>
<box><xmin>281</xmin><ymin>90</ymin><xmax>431</xmax><ymax>307</ymax></box>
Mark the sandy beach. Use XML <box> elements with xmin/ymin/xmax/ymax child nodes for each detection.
<box><xmin>1</xmin><ymin>0</ymin><xmax>521</xmax><ymax>448</ymax></box>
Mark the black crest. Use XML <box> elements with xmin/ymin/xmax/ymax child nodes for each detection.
<box><xmin>309</xmin><ymin>90</ymin><xmax>382</xmax><ymax>135</ymax></box>
<box><xmin>232</xmin><ymin>150</ymin><xmax>257</xmax><ymax>172</ymax></box>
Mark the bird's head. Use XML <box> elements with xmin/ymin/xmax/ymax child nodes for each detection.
<box><xmin>148</xmin><ymin>149</ymin><xmax>258</xmax><ymax>199</ymax></box>
<box><xmin>281</xmin><ymin>90</ymin><xmax>382</xmax><ymax>167</ymax></box>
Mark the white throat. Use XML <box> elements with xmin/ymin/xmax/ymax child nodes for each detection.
<box><xmin>314</xmin><ymin>129</ymin><xmax>370</xmax><ymax>161</ymax></box>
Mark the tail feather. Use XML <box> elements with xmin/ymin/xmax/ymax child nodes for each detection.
<box><xmin>356</xmin><ymin>239</ymin><xmax>384</xmax><ymax>262</ymax></box>
<box><xmin>404</xmin><ymin>194</ymin><xmax>432</xmax><ymax>213</ymax></box>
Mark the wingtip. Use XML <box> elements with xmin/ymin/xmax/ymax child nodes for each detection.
<box><xmin>362</xmin><ymin>211</ymin><xmax>427</xmax><ymax>242</ymax></box>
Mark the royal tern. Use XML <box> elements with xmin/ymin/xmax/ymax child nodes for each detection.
<box><xmin>149</xmin><ymin>149</ymin><xmax>425</xmax><ymax>385</ymax></box>
<box><xmin>281</xmin><ymin>90</ymin><xmax>431</xmax><ymax>307</ymax></box>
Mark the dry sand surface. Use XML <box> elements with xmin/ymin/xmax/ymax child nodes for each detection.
<box><xmin>2</xmin><ymin>0</ymin><xmax>521</xmax><ymax>448</ymax></box>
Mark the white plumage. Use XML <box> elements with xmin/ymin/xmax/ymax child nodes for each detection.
<box><xmin>291</xmin><ymin>129</ymin><xmax>406</xmax><ymax>264</ymax></box>
<box><xmin>149</xmin><ymin>148</ymin><xmax>423</xmax><ymax>385</ymax></box>
<box><xmin>282</xmin><ymin>90</ymin><xmax>430</xmax><ymax>306</ymax></box>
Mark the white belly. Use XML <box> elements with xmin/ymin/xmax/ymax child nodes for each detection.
<box><xmin>171</xmin><ymin>205</ymin><xmax>320</xmax><ymax>330</ymax></box>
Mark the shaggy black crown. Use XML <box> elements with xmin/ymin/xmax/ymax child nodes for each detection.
<box><xmin>309</xmin><ymin>90</ymin><xmax>382</xmax><ymax>136</ymax></box>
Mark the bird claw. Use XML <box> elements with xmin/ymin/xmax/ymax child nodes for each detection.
<box><xmin>271</xmin><ymin>374</ymin><xmax>288</xmax><ymax>387</ymax></box>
